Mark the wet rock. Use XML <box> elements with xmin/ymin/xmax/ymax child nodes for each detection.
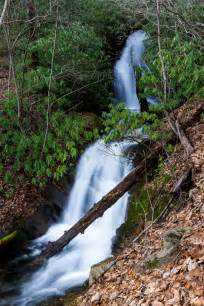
<box><xmin>23</xmin><ymin>177</ymin><xmax>72</xmax><ymax>239</ymax></box>
<box><xmin>89</xmin><ymin>257</ymin><xmax>115</xmax><ymax>286</ymax></box>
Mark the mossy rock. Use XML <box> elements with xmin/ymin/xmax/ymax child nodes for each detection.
<box><xmin>135</xmin><ymin>227</ymin><xmax>191</xmax><ymax>271</ymax></box>
<box><xmin>89</xmin><ymin>257</ymin><xmax>115</xmax><ymax>285</ymax></box>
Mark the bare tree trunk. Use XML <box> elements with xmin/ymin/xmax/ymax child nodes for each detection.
<box><xmin>156</xmin><ymin>0</ymin><xmax>167</xmax><ymax>103</ymax></box>
<box><xmin>26</xmin><ymin>0</ymin><xmax>38</xmax><ymax>67</ymax></box>
<box><xmin>0</xmin><ymin>0</ymin><xmax>9</xmax><ymax>26</ymax></box>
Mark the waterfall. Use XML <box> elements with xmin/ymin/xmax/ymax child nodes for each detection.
<box><xmin>114</xmin><ymin>30</ymin><xmax>149</xmax><ymax>112</ymax></box>
<box><xmin>3</xmin><ymin>30</ymin><xmax>148</xmax><ymax>306</ymax></box>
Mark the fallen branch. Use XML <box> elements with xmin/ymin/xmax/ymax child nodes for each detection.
<box><xmin>175</xmin><ymin>120</ymin><xmax>194</xmax><ymax>156</ymax></box>
<box><xmin>165</xmin><ymin>114</ymin><xmax>194</xmax><ymax>156</ymax></box>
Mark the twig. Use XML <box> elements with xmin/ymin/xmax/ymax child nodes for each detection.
<box><xmin>41</xmin><ymin>5</ymin><xmax>59</xmax><ymax>154</ymax></box>
<box><xmin>3</xmin><ymin>24</ymin><xmax>21</xmax><ymax>118</ymax></box>
<box><xmin>156</xmin><ymin>0</ymin><xmax>167</xmax><ymax>103</ymax></box>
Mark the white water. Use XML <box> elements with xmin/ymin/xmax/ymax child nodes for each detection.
<box><xmin>18</xmin><ymin>141</ymin><xmax>131</xmax><ymax>306</ymax></box>
<box><xmin>15</xmin><ymin>30</ymin><xmax>149</xmax><ymax>306</ymax></box>
<box><xmin>114</xmin><ymin>30</ymin><xmax>149</xmax><ymax>112</ymax></box>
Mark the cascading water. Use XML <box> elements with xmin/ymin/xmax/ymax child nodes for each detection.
<box><xmin>17</xmin><ymin>141</ymin><xmax>131</xmax><ymax>306</ymax></box>
<box><xmin>114</xmin><ymin>30</ymin><xmax>149</xmax><ymax>112</ymax></box>
<box><xmin>0</xmin><ymin>30</ymin><xmax>150</xmax><ymax>306</ymax></box>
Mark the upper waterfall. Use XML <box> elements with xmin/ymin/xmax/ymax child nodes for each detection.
<box><xmin>114</xmin><ymin>30</ymin><xmax>149</xmax><ymax>112</ymax></box>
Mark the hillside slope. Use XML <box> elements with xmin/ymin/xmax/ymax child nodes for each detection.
<box><xmin>78</xmin><ymin>101</ymin><xmax>204</xmax><ymax>306</ymax></box>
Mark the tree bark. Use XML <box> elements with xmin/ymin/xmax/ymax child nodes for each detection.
<box><xmin>26</xmin><ymin>0</ymin><xmax>39</xmax><ymax>67</ymax></box>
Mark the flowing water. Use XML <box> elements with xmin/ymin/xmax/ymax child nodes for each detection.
<box><xmin>114</xmin><ymin>30</ymin><xmax>149</xmax><ymax>112</ymax></box>
<box><xmin>0</xmin><ymin>30</ymin><xmax>150</xmax><ymax>306</ymax></box>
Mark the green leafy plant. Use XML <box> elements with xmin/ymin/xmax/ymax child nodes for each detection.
<box><xmin>0</xmin><ymin>96</ymin><xmax>99</xmax><ymax>186</ymax></box>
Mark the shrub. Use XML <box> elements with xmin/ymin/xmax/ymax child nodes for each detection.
<box><xmin>0</xmin><ymin>97</ymin><xmax>99</xmax><ymax>186</ymax></box>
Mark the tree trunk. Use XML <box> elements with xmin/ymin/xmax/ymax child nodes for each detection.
<box><xmin>0</xmin><ymin>0</ymin><xmax>9</xmax><ymax>26</ymax></box>
<box><xmin>26</xmin><ymin>0</ymin><xmax>38</xmax><ymax>67</ymax></box>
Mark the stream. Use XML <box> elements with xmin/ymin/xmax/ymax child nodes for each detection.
<box><xmin>1</xmin><ymin>30</ymin><xmax>150</xmax><ymax>306</ymax></box>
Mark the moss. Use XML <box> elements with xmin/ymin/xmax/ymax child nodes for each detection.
<box><xmin>39</xmin><ymin>287</ymin><xmax>86</xmax><ymax>306</ymax></box>
<box><xmin>120</xmin><ymin>182</ymin><xmax>151</xmax><ymax>236</ymax></box>
<box><xmin>118</xmin><ymin>162</ymin><xmax>173</xmax><ymax>242</ymax></box>
<box><xmin>0</xmin><ymin>230</ymin><xmax>28</xmax><ymax>260</ymax></box>
<box><xmin>145</xmin><ymin>256</ymin><xmax>159</xmax><ymax>269</ymax></box>
<box><xmin>0</xmin><ymin>230</ymin><xmax>18</xmax><ymax>247</ymax></box>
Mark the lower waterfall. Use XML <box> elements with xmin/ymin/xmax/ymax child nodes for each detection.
<box><xmin>19</xmin><ymin>141</ymin><xmax>131</xmax><ymax>305</ymax></box>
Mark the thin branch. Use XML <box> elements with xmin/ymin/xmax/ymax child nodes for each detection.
<box><xmin>156</xmin><ymin>0</ymin><xmax>167</xmax><ymax>104</ymax></box>
<box><xmin>3</xmin><ymin>24</ymin><xmax>21</xmax><ymax>118</ymax></box>
<box><xmin>41</xmin><ymin>5</ymin><xmax>59</xmax><ymax>154</ymax></box>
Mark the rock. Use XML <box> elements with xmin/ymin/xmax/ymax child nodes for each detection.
<box><xmin>187</xmin><ymin>258</ymin><xmax>198</xmax><ymax>271</ymax></box>
<box><xmin>90</xmin><ymin>293</ymin><xmax>100</xmax><ymax>303</ymax></box>
<box><xmin>89</xmin><ymin>257</ymin><xmax>115</xmax><ymax>285</ymax></box>
<box><xmin>23</xmin><ymin>177</ymin><xmax>72</xmax><ymax>239</ymax></box>
<box><xmin>135</xmin><ymin>228</ymin><xmax>190</xmax><ymax>271</ymax></box>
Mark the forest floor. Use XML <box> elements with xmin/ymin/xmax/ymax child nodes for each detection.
<box><xmin>0</xmin><ymin>67</ymin><xmax>41</xmax><ymax>238</ymax></box>
<box><xmin>77</xmin><ymin>101</ymin><xmax>204</xmax><ymax>306</ymax></box>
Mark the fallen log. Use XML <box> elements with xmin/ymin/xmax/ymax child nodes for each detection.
<box><xmin>32</xmin><ymin>144</ymin><xmax>162</xmax><ymax>266</ymax></box>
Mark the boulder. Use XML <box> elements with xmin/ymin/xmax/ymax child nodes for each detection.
<box><xmin>135</xmin><ymin>227</ymin><xmax>191</xmax><ymax>271</ymax></box>
<box><xmin>89</xmin><ymin>257</ymin><xmax>115</xmax><ymax>286</ymax></box>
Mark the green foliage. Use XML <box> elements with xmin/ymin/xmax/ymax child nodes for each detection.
<box><xmin>0</xmin><ymin>0</ymin><xmax>138</xmax><ymax>188</ymax></box>
<box><xmin>102</xmin><ymin>104</ymin><xmax>165</xmax><ymax>143</ymax></box>
<box><xmin>139</xmin><ymin>34</ymin><xmax>204</xmax><ymax>106</ymax></box>
<box><xmin>0</xmin><ymin>97</ymin><xmax>99</xmax><ymax>186</ymax></box>
<box><xmin>1</xmin><ymin>0</ymin><xmax>203</xmax><ymax>190</ymax></box>
<box><xmin>72</xmin><ymin>0</ymin><xmax>136</xmax><ymax>38</ymax></box>
<box><xmin>17</xmin><ymin>22</ymin><xmax>111</xmax><ymax>112</ymax></box>
<box><xmin>102</xmin><ymin>3</ymin><xmax>204</xmax><ymax>145</ymax></box>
